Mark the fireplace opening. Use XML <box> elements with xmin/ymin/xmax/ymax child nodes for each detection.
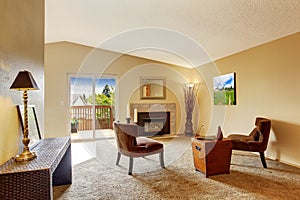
<box><xmin>137</xmin><ymin>112</ymin><xmax>170</xmax><ymax>136</ymax></box>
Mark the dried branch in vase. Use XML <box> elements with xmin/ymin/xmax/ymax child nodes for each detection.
<box><xmin>183</xmin><ymin>84</ymin><xmax>199</xmax><ymax>136</ymax></box>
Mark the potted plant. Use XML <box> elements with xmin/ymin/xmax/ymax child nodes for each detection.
<box><xmin>71</xmin><ymin>118</ymin><xmax>79</xmax><ymax>133</ymax></box>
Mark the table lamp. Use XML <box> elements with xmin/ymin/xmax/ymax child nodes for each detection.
<box><xmin>10</xmin><ymin>70</ymin><xmax>39</xmax><ymax>162</ymax></box>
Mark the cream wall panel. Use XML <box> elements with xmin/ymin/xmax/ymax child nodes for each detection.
<box><xmin>0</xmin><ymin>0</ymin><xmax>44</xmax><ymax>164</ymax></box>
<box><xmin>212</xmin><ymin>32</ymin><xmax>300</xmax><ymax>167</ymax></box>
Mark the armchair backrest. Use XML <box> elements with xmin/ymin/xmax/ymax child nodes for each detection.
<box><xmin>113</xmin><ymin>122</ymin><xmax>140</xmax><ymax>152</ymax></box>
<box><xmin>255</xmin><ymin>117</ymin><xmax>271</xmax><ymax>151</ymax></box>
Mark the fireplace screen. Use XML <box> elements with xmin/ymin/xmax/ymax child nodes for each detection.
<box><xmin>144</xmin><ymin>118</ymin><xmax>165</xmax><ymax>132</ymax></box>
<box><xmin>137</xmin><ymin>112</ymin><xmax>170</xmax><ymax>136</ymax></box>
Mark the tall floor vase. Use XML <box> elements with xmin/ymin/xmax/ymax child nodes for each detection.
<box><xmin>185</xmin><ymin>112</ymin><xmax>194</xmax><ymax>136</ymax></box>
<box><xmin>183</xmin><ymin>83</ymin><xmax>198</xmax><ymax>136</ymax></box>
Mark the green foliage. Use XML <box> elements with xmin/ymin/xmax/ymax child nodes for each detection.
<box><xmin>86</xmin><ymin>86</ymin><xmax>115</xmax><ymax>106</ymax></box>
<box><xmin>85</xmin><ymin>85</ymin><xmax>115</xmax><ymax>120</ymax></box>
<box><xmin>87</xmin><ymin>93</ymin><xmax>113</xmax><ymax>105</ymax></box>
<box><xmin>102</xmin><ymin>84</ymin><xmax>111</xmax><ymax>98</ymax></box>
<box><xmin>71</xmin><ymin>118</ymin><xmax>79</xmax><ymax>125</ymax></box>
<box><xmin>214</xmin><ymin>89</ymin><xmax>236</xmax><ymax>105</ymax></box>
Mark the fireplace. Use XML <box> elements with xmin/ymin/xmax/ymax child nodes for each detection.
<box><xmin>137</xmin><ymin>112</ymin><xmax>170</xmax><ymax>136</ymax></box>
<box><xmin>130</xmin><ymin>103</ymin><xmax>176</xmax><ymax>135</ymax></box>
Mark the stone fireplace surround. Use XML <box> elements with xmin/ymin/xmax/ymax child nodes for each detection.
<box><xmin>130</xmin><ymin>103</ymin><xmax>176</xmax><ymax>135</ymax></box>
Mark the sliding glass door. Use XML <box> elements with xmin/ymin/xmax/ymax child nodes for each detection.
<box><xmin>69</xmin><ymin>75</ymin><xmax>115</xmax><ymax>139</ymax></box>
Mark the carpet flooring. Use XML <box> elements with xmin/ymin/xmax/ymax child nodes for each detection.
<box><xmin>53</xmin><ymin>136</ymin><xmax>300</xmax><ymax>200</ymax></box>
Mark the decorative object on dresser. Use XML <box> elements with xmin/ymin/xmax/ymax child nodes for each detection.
<box><xmin>16</xmin><ymin>105</ymin><xmax>41</xmax><ymax>148</ymax></box>
<box><xmin>227</xmin><ymin>117</ymin><xmax>271</xmax><ymax>168</ymax></box>
<box><xmin>113</xmin><ymin>122</ymin><xmax>165</xmax><ymax>175</ymax></box>
<box><xmin>192</xmin><ymin>137</ymin><xmax>232</xmax><ymax>177</ymax></box>
<box><xmin>183</xmin><ymin>83</ymin><xmax>199</xmax><ymax>136</ymax></box>
<box><xmin>10</xmin><ymin>70</ymin><xmax>39</xmax><ymax>162</ymax></box>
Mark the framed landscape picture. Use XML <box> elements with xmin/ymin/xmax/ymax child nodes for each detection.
<box><xmin>213</xmin><ymin>72</ymin><xmax>236</xmax><ymax>105</ymax></box>
<box><xmin>17</xmin><ymin>105</ymin><xmax>41</xmax><ymax>147</ymax></box>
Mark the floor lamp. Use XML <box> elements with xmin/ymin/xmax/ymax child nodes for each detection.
<box><xmin>10</xmin><ymin>70</ymin><xmax>39</xmax><ymax>162</ymax></box>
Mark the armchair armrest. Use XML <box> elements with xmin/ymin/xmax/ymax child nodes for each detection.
<box><xmin>247</xmin><ymin>141</ymin><xmax>263</xmax><ymax>145</ymax></box>
<box><xmin>247</xmin><ymin>141</ymin><xmax>266</xmax><ymax>152</ymax></box>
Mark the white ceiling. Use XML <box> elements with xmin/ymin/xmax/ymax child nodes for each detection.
<box><xmin>46</xmin><ymin>0</ymin><xmax>300</xmax><ymax>68</ymax></box>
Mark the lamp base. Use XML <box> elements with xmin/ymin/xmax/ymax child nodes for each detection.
<box><xmin>15</xmin><ymin>150</ymin><xmax>37</xmax><ymax>162</ymax></box>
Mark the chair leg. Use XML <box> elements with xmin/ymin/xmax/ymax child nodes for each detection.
<box><xmin>128</xmin><ymin>157</ymin><xmax>133</xmax><ymax>175</ymax></box>
<box><xmin>260</xmin><ymin>152</ymin><xmax>267</xmax><ymax>168</ymax></box>
<box><xmin>116</xmin><ymin>152</ymin><xmax>121</xmax><ymax>165</ymax></box>
<box><xmin>159</xmin><ymin>151</ymin><xmax>165</xmax><ymax>168</ymax></box>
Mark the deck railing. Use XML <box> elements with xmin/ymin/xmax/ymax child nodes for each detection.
<box><xmin>70</xmin><ymin>105</ymin><xmax>115</xmax><ymax>130</ymax></box>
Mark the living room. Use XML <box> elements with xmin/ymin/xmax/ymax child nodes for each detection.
<box><xmin>1</xmin><ymin>1</ymin><xmax>300</xmax><ymax>199</ymax></box>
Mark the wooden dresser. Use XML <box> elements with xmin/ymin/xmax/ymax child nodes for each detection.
<box><xmin>192</xmin><ymin>137</ymin><xmax>232</xmax><ymax>177</ymax></box>
<box><xmin>0</xmin><ymin>137</ymin><xmax>72</xmax><ymax>200</ymax></box>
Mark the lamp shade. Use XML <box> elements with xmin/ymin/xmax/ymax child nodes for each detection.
<box><xmin>10</xmin><ymin>70</ymin><xmax>39</xmax><ymax>91</ymax></box>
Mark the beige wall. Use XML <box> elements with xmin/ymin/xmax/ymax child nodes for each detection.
<box><xmin>198</xmin><ymin>32</ymin><xmax>300</xmax><ymax>167</ymax></box>
<box><xmin>0</xmin><ymin>0</ymin><xmax>44</xmax><ymax>164</ymax></box>
<box><xmin>45</xmin><ymin>42</ymin><xmax>202</xmax><ymax>136</ymax></box>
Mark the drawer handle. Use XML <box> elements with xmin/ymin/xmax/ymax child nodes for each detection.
<box><xmin>195</xmin><ymin>146</ymin><xmax>201</xmax><ymax>151</ymax></box>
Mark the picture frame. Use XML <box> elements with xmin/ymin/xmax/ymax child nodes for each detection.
<box><xmin>17</xmin><ymin>105</ymin><xmax>41</xmax><ymax>148</ymax></box>
<box><xmin>140</xmin><ymin>76</ymin><xmax>166</xmax><ymax>100</ymax></box>
<box><xmin>213</xmin><ymin>72</ymin><xmax>237</xmax><ymax>105</ymax></box>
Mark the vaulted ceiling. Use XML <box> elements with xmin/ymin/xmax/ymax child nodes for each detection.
<box><xmin>46</xmin><ymin>0</ymin><xmax>300</xmax><ymax>67</ymax></box>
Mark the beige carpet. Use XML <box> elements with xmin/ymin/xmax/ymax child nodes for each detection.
<box><xmin>53</xmin><ymin>136</ymin><xmax>300</xmax><ymax>200</ymax></box>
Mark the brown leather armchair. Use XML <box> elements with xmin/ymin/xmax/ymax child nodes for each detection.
<box><xmin>113</xmin><ymin>122</ymin><xmax>165</xmax><ymax>175</ymax></box>
<box><xmin>227</xmin><ymin>117</ymin><xmax>271</xmax><ymax>168</ymax></box>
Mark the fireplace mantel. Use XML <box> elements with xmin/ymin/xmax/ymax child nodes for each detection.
<box><xmin>130</xmin><ymin>103</ymin><xmax>176</xmax><ymax>134</ymax></box>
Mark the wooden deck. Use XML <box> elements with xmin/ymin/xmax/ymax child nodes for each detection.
<box><xmin>70</xmin><ymin>106</ymin><xmax>115</xmax><ymax>130</ymax></box>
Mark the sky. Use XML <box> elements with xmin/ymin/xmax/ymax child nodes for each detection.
<box><xmin>70</xmin><ymin>77</ymin><xmax>116</xmax><ymax>96</ymax></box>
<box><xmin>213</xmin><ymin>72</ymin><xmax>235</xmax><ymax>90</ymax></box>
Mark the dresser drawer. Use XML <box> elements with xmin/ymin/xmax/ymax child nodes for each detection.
<box><xmin>192</xmin><ymin>142</ymin><xmax>206</xmax><ymax>173</ymax></box>
<box><xmin>192</xmin><ymin>142</ymin><xmax>205</xmax><ymax>158</ymax></box>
